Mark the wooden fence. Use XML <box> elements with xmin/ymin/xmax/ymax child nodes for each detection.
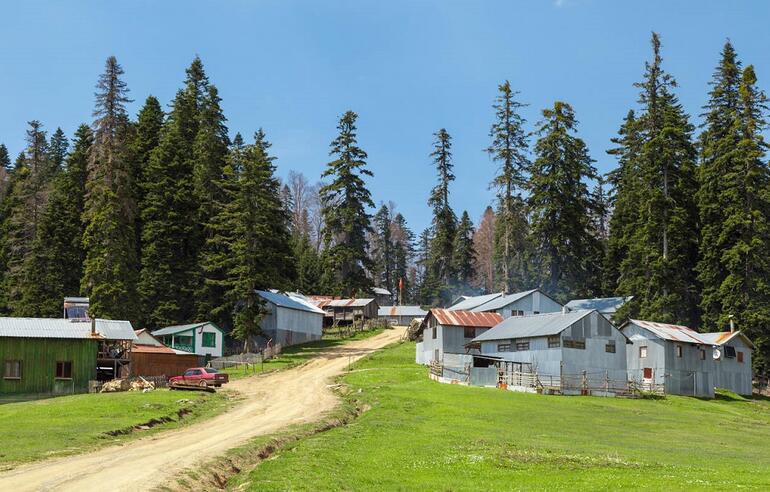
<box><xmin>209</xmin><ymin>344</ymin><xmax>283</xmax><ymax>370</ymax></box>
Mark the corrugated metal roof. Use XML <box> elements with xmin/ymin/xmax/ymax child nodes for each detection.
<box><xmin>0</xmin><ymin>317</ymin><xmax>136</xmax><ymax>340</ymax></box>
<box><xmin>473</xmin><ymin>310</ymin><xmax>594</xmax><ymax>342</ymax></box>
<box><xmin>317</xmin><ymin>298</ymin><xmax>376</xmax><ymax>308</ymax></box>
<box><xmin>448</xmin><ymin>292</ymin><xmax>504</xmax><ymax>311</ymax></box>
<box><xmin>378</xmin><ymin>305</ymin><xmax>428</xmax><ymax>317</ymax></box>
<box><xmin>699</xmin><ymin>331</ymin><xmax>756</xmax><ymax>349</ymax></box>
<box><xmin>470</xmin><ymin>289</ymin><xmax>539</xmax><ymax>312</ymax></box>
<box><xmin>372</xmin><ymin>287</ymin><xmax>391</xmax><ymax>295</ymax></box>
<box><xmin>152</xmin><ymin>322</ymin><xmax>217</xmax><ymax>337</ymax></box>
<box><xmin>430</xmin><ymin>309</ymin><xmax>503</xmax><ymax>328</ymax></box>
<box><xmin>258</xmin><ymin>290</ymin><xmax>325</xmax><ymax>314</ymax></box>
<box><xmin>626</xmin><ymin>319</ymin><xmax>707</xmax><ymax>345</ymax></box>
<box><xmin>565</xmin><ymin>296</ymin><xmax>631</xmax><ymax>314</ymax></box>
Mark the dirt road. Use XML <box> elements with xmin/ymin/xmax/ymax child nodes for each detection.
<box><xmin>0</xmin><ymin>328</ymin><xmax>405</xmax><ymax>491</ymax></box>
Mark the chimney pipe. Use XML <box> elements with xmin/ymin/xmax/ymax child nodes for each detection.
<box><xmin>91</xmin><ymin>316</ymin><xmax>96</xmax><ymax>336</ymax></box>
<box><xmin>729</xmin><ymin>315</ymin><xmax>735</xmax><ymax>333</ymax></box>
<box><xmin>562</xmin><ymin>306</ymin><xmax>567</xmax><ymax>315</ymax></box>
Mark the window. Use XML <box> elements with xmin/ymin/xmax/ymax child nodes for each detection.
<box><xmin>432</xmin><ymin>326</ymin><xmax>437</xmax><ymax>339</ymax></box>
<box><xmin>174</xmin><ymin>335</ymin><xmax>193</xmax><ymax>348</ymax></box>
<box><xmin>675</xmin><ymin>345</ymin><xmax>683</xmax><ymax>358</ymax></box>
<box><xmin>564</xmin><ymin>339</ymin><xmax>585</xmax><ymax>350</ymax></box>
<box><xmin>724</xmin><ymin>346</ymin><xmax>737</xmax><ymax>358</ymax></box>
<box><xmin>464</xmin><ymin>327</ymin><xmax>475</xmax><ymax>339</ymax></box>
<box><xmin>547</xmin><ymin>336</ymin><xmax>560</xmax><ymax>348</ymax></box>
<box><xmin>699</xmin><ymin>349</ymin><xmax>706</xmax><ymax>360</ymax></box>
<box><xmin>4</xmin><ymin>360</ymin><xmax>21</xmax><ymax>379</ymax></box>
<box><xmin>533</xmin><ymin>311</ymin><xmax>540</xmax><ymax>315</ymax></box>
<box><xmin>737</xmin><ymin>351</ymin><xmax>744</xmax><ymax>363</ymax></box>
<box><xmin>605</xmin><ymin>341</ymin><xmax>616</xmax><ymax>353</ymax></box>
<box><xmin>513</xmin><ymin>310</ymin><xmax>524</xmax><ymax>317</ymax></box>
<box><xmin>515</xmin><ymin>341</ymin><xmax>530</xmax><ymax>351</ymax></box>
<box><xmin>643</xmin><ymin>367</ymin><xmax>653</xmax><ymax>379</ymax></box>
<box><xmin>55</xmin><ymin>361</ymin><xmax>72</xmax><ymax>379</ymax></box>
<box><xmin>184</xmin><ymin>369</ymin><xmax>195</xmax><ymax>376</ymax></box>
<box><xmin>202</xmin><ymin>332</ymin><xmax>216</xmax><ymax>348</ymax></box>
<box><xmin>497</xmin><ymin>343</ymin><xmax>511</xmax><ymax>352</ymax></box>
<box><xmin>204</xmin><ymin>368</ymin><xmax>219</xmax><ymax>374</ymax></box>
<box><xmin>639</xmin><ymin>346</ymin><xmax>648</xmax><ymax>358</ymax></box>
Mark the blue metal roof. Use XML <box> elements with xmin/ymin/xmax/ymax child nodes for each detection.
<box><xmin>565</xmin><ymin>296</ymin><xmax>632</xmax><ymax>314</ymax></box>
<box><xmin>473</xmin><ymin>310</ymin><xmax>594</xmax><ymax>342</ymax></box>
<box><xmin>469</xmin><ymin>289</ymin><xmax>541</xmax><ymax>312</ymax></box>
<box><xmin>257</xmin><ymin>290</ymin><xmax>325</xmax><ymax>315</ymax></box>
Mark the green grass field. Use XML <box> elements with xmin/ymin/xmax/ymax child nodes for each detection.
<box><xmin>220</xmin><ymin>328</ymin><xmax>384</xmax><ymax>380</ymax></box>
<box><xmin>230</xmin><ymin>341</ymin><xmax>770</xmax><ymax>491</ymax></box>
<box><xmin>0</xmin><ymin>389</ymin><xmax>229</xmax><ymax>469</ymax></box>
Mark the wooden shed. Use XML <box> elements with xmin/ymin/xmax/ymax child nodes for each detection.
<box><xmin>312</xmin><ymin>297</ymin><xmax>379</xmax><ymax>326</ymax></box>
<box><xmin>0</xmin><ymin>317</ymin><xmax>136</xmax><ymax>395</ymax></box>
<box><xmin>130</xmin><ymin>329</ymin><xmax>201</xmax><ymax>378</ymax></box>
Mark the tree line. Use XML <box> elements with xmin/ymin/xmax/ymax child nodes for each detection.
<box><xmin>1</xmin><ymin>33</ymin><xmax>769</xmax><ymax>371</ymax></box>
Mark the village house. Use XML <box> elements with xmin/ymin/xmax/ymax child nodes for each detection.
<box><xmin>130</xmin><ymin>329</ymin><xmax>201</xmax><ymax>378</ymax></box>
<box><xmin>378</xmin><ymin>305</ymin><xmax>427</xmax><ymax>326</ymax></box>
<box><xmin>255</xmin><ymin>290</ymin><xmax>324</xmax><ymax>347</ymax></box>
<box><xmin>565</xmin><ymin>296</ymin><xmax>632</xmax><ymax>319</ymax></box>
<box><xmin>471</xmin><ymin>309</ymin><xmax>629</xmax><ymax>394</ymax></box>
<box><xmin>152</xmin><ymin>321</ymin><xmax>224</xmax><ymax>359</ymax></box>
<box><xmin>621</xmin><ymin>319</ymin><xmax>754</xmax><ymax>397</ymax></box>
<box><xmin>0</xmin><ymin>317</ymin><xmax>136</xmax><ymax>395</ymax></box>
<box><xmin>621</xmin><ymin>320</ymin><xmax>716</xmax><ymax>398</ymax></box>
<box><xmin>448</xmin><ymin>292</ymin><xmax>504</xmax><ymax>311</ymax></box>
<box><xmin>416</xmin><ymin>309</ymin><xmax>503</xmax><ymax>379</ymax></box>
<box><xmin>371</xmin><ymin>287</ymin><xmax>392</xmax><ymax>307</ymax></box>
<box><xmin>464</xmin><ymin>289</ymin><xmax>563</xmax><ymax>318</ymax></box>
<box><xmin>311</xmin><ymin>297</ymin><xmax>379</xmax><ymax>327</ymax></box>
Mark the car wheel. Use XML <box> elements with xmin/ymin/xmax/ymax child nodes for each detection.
<box><xmin>199</xmin><ymin>380</ymin><xmax>208</xmax><ymax>388</ymax></box>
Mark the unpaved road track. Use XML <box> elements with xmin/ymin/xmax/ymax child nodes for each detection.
<box><xmin>0</xmin><ymin>328</ymin><xmax>405</xmax><ymax>491</ymax></box>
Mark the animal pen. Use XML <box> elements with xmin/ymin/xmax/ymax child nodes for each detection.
<box><xmin>429</xmin><ymin>357</ymin><xmax>665</xmax><ymax>397</ymax></box>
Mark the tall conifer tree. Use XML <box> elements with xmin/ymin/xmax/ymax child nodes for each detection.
<box><xmin>319</xmin><ymin>111</ymin><xmax>374</xmax><ymax>296</ymax></box>
<box><xmin>82</xmin><ymin>56</ymin><xmax>139</xmax><ymax>320</ymax></box>
<box><xmin>452</xmin><ymin>210</ymin><xmax>476</xmax><ymax>288</ymax></box>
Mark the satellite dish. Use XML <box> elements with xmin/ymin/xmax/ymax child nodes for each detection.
<box><xmin>713</xmin><ymin>348</ymin><xmax>721</xmax><ymax>360</ymax></box>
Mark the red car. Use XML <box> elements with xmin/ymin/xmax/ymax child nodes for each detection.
<box><xmin>169</xmin><ymin>367</ymin><xmax>229</xmax><ymax>388</ymax></box>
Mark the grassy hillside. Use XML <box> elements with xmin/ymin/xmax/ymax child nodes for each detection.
<box><xmin>0</xmin><ymin>389</ymin><xmax>229</xmax><ymax>468</ymax></box>
<box><xmin>231</xmin><ymin>342</ymin><xmax>770</xmax><ymax>490</ymax></box>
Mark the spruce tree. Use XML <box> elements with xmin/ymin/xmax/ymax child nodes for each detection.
<box><xmin>140</xmin><ymin>59</ymin><xmax>208</xmax><ymax>326</ymax></box>
<box><xmin>319</xmin><ymin>111</ymin><xmax>374</xmax><ymax>297</ymax></box>
<box><xmin>230</xmin><ymin>130</ymin><xmax>295</xmax><ymax>349</ymax></box>
<box><xmin>49</xmin><ymin>128</ymin><xmax>69</xmax><ymax>170</ymax></box>
<box><xmin>612</xmin><ymin>33</ymin><xmax>699</xmax><ymax>325</ymax></box>
<box><xmin>697</xmin><ymin>42</ymin><xmax>770</xmax><ymax>371</ymax></box>
<box><xmin>371</xmin><ymin>204</ymin><xmax>394</xmax><ymax>297</ymax></box>
<box><xmin>391</xmin><ymin>213</ymin><xmax>414</xmax><ymax>304</ymax></box>
<box><xmin>486</xmin><ymin>81</ymin><xmax>530</xmax><ymax>293</ymax></box>
<box><xmin>527</xmin><ymin>101</ymin><xmax>601</xmax><ymax>300</ymax></box>
<box><xmin>0</xmin><ymin>144</ymin><xmax>10</xmax><ymax>171</ymax></box>
<box><xmin>425</xmin><ymin>128</ymin><xmax>456</xmax><ymax>305</ymax></box>
<box><xmin>22</xmin><ymin>125</ymin><xmax>91</xmax><ymax>316</ymax></box>
<box><xmin>82</xmin><ymin>56</ymin><xmax>139</xmax><ymax>321</ymax></box>
<box><xmin>451</xmin><ymin>210</ymin><xmax>476</xmax><ymax>288</ymax></box>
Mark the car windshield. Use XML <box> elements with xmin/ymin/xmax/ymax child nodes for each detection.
<box><xmin>204</xmin><ymin>368</ymin><xmax>219</xmax><ymax>374</ymax></box>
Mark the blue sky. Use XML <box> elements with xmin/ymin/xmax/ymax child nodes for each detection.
<box><xmin>2</xmin><ymin>1</ymin><xmax>769</xmax><ymax>232</ymax></box>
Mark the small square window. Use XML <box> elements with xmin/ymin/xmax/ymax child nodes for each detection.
<box><xmin>675</xmin><ymin>345</ymin><xmax>683</xmax><ymax>358</ymax></box>
<box><xmin>202</xmin><ymin>332</ymin><xmax>216</xmax><ymax>348</ymax></box>
<box><xmin>548</xmin><ymin>336</ymin><xmax>560</xmax><ymax>348</ymax></box>
<box><xmin>605</xmin><ymin>341</ymin><xmax>616</xmax><ymax>353</ymax></box>
<box><xmin>464</xmin><ymin>327</ymin><xmax>475</xmax><ymax>339</ymax></box>
<box><xmin>737</xmin><ymin>351</ymin><xmax>744</xmax><ymax>363</ymax></box>
<box><xmin>4</xmin><ymin>360</ymin><xmax>21</xmax><ymax>379</ymax></box>
<box><xmin>56</xmin><ymin>361</ymin><xmax>72</xmax><ymax>379</ymax></box>
<box><xmin>639</xmin><ymin>346</ymin><xmax>648</xmax><ymax>358</ymax></box>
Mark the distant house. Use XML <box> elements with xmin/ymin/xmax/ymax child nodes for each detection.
<box><xmin>312</xmin><ymin>297</ymin><xmax>379</xmax><ymax>326</ymax></box>
<box><xmin>255</xmin><ymin>290</ymin><xmax>324</xmax><ymax>347</ymax></box>
<box><xmin>448</xmin><ymin>292</ymin><xmax>504</xmax><ymax>311</ymax></box>
<box><xmin>620</xmin><ymin>320</ymin><xmax>716</xmax><ymax>398</ymax></box>
<box><xmin>0</xmin><ymin>317</ymin><xmax>136</xmax><ymax>395</ymax></box>
<box><xmin>131</xmin><ymin>329</ymin><xmax>201</xmax><ymax>378</ymax></box>
<box><xmin>417</xmin><ymin>309</ymin><xmax>503</xmax><ymax>377</ymax></box>
<box><xmin>565</xmin><ymin>296</ymin><xmax>632</xmax><ymax>318</ymax></box>
<box><xmin>371</xmin><ymin>287</ymin><xmax>392</xmax><ymax>306</ymax></box>
<box><xmin>152</xmin><ymin>322</ymin><xmax>224</xmax><ymax>358</ymax></box>
<box><xmin>472</xmin><ymin>310</ymin><xmax>629</xmax><ymax>394</ymax></box>
<box><xmin>699</xmin><ymin>330</ymin><xmax>754</xmax><ymax>396</ymax></box>
<box><xmin>466</xmin><ymin>289</ymin><xmax>563</xmax><ymax>318</ymax></box>
<box><xmin>378</xmin><ymin>305</ymin><xmax>428</xmax><ymax>325</ymax></box>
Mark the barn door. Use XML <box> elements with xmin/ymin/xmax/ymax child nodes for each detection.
<box><xmin>643</xmin><ymin>367</ymin><xmax>653</xmax><ymax>379</ymax></box>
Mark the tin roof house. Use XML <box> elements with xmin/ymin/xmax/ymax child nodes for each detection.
<box><xmin>416</xmin><ymin>309</ymin><xmax>502</xmax><ymax>380</ymax></box>
<box><xmin>450</xmin><ymin>289</ymin><xmax>562</xmax><ymax>319</ymax></box>
<box><xmin>621</xmin><ymin>319</ymin><xmax>754</xmax><ymax>398</ymax></box>
<box><xmin>472</xmin><ymin>309</ymin><xmax>629</xmax><ymax>395</ymax></box>
<box><xmin>311</xmin><ymin>297</ymin><xmax>379</xmax><ymax>327</ymax></box>
<box><xmin>620</xmin><ymin>320</ymin><xmax>714</xmax><ymax>397</ymax></box>
<box><xmin>255</xmin><ymin>290</ymin><xmax>324</xmax><ymax>347</ymax></box>
<box><xmin>378</xmin><ymin>305</ymin><xmax>428</xmax><ymax>326</ymax></box>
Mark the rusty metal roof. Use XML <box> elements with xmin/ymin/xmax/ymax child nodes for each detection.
<box><xmin>430</xmin><ymin>308</ymin><xmax>503</xmax><ymax>328</ymax></box>
<box><xmin>699</xmin><ymin>331</ymin><xmax>756</xmax><ymax>349</ymax></box>
<box><xmin>316</xmin><ymin>298</ymin><xmax>375</xmax><ymax>308</ymax></box>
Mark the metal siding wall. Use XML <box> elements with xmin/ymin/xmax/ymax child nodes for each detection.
<box><xmin>482</xmin><ymin>336</ymin><xmax>562</xmax><ymax>376</ymax></box>
<box><xmin>561</xmin><ymin>313</ymin><xmax>628</xmax><ymax>384</ymax></box>
<box><xmin>624</xmin><ymin>324</ymin><xmax>668</xmax><ymax>387</ymax></box>
<box><xmin>536</xmin><ymin>293</ymin><xmax>564</xmax><ymax>313</ymax></box>
<box><xmin>713</xmin><ymin>339</ymin><xmax>753</xmax><ymax>395</ymax></box>
<box><xmin>0</xmin><ymin>337</ymin><xmax>96</xmax><ymax>394</ymax></box>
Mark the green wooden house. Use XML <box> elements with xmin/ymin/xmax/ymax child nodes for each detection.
<box><xmin>0</xmin><ymin>318</ymin><xmax>136</xmax><ymax>395</ymax></box>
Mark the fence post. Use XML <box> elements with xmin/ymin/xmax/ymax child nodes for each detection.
<box><xmin>582</xmin><ymin>370</ymin><xmax>587</xmax><ymax>395</ymax></box>
<box><xmin>605</xmin><ymin>370</ymin><xmax>609</xmax><ymax>394</ymax></box>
